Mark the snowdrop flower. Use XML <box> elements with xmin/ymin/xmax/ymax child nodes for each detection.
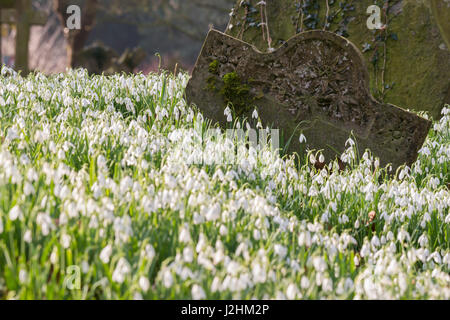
<box><xmin>0</xmin><ymin>218</ymin><xmax>3</xmax><ymax>234</ymax></box>
<box><xmin>112</xmin><ymin>257</ymin><xmax>131</xmax><ymax>284</ymax></box>
<box><xmin>192</xmin><ymin>284</ymin><xmax>206</xmax><ymax>300</ymax></box>
<box><xmin>24</xmin><ymin>230</ymin><xmax>32</xmax><ymax>243</ymax></box>
<box><xmin>179</xmin><ymin>224</ymin><xmax>191</xmax><ymax>243</ymax></box>
<box><xmin>345</xmin><ymin>138</ymin><xmax>355</xmax><ymax>147</ymax></box>
<box><xmin>143</xmin><ymin>244</ymin><xmax>155</xmax><ymax>261</ymax></box>
<box><xmin>286</xmin><ymin>283</ymin><xmax>299</xmax><ymax>300</ymax></box>
<box><xmin>19</xmin><ymin>269</ymin><xmax>28</xmax><ymax>284</ymax></box>
<box><xmin>9</xmin><ymin>206</ymin><xmax>22</xmax><ymax>221</ymax></box>
<box><xmin>81</xmin><ymin>261</ymin><xmax>89</xmax><ymax>274</ymax></box>
<box><xmin>274</xmin><ymin>244</ymin><xmax>287</xmax><ymax>259</ymax></box>
<box><xmin>371</xmin><ymin>236</ymin><xmax>380</xmax><ymax>248</ymax></box>
<box><xmin>300</xmin><ymin>276</ymin><xmax>310</xmax><ymax>289</ymax></box>
<box><xmin>298</xmin><ymin>231</ymin><xmax>312</xmax><ymax>247</ymax></box>
<box><xmin>50</xmin><ymin>247</ymin><xmax>58</xmax><ymax>264</ymax></box>
<box><xmin>299</xmin><ymin>133</ymin><xmax>307</xmax><ymax>144</ymax></box>
<box><xmin>139</xmin><ymin>276</ymin><xmax>150</xmax><ymax>292</ymax></box>
<box><xmin>100</xmin><ymin>244</ymin><xmax>113</xmax><ymax>264</ymax></box>
<box><xmin>206</xmin><ymin>203</ymin><xmax>221</xmax><ymax>221</ymax></box>
<box><xmin>61</xmin><ymin>233</ymin><xmax>71</xmax><ymax>249</ymax></box>
<box><xmin>183</xmin><ymin>247</ymin><xmax>194</xmax><ymax>263</ymax></box>
<box><xmin>252</xmin><ymin>263</ymin><xmax>267</xmax><ymax>283</ymax></box>
<box><xmin>163</xmin><ymin>269</ymin><xmax>173</xmax><ymax>288</ymax></box>
<box><xmin>252</xmin><ymin>109</ymin><xmax>259</xmax><ymax>119</ymax></box>
<box><xmin>418</xmin><ymin>234</ymin><xmax>428</xmax><ymax>247</ymax></box>
<box><xmin>319</xmin><ymin>154</ymin><xmax>325</xmax><ymax>163</ymax></box>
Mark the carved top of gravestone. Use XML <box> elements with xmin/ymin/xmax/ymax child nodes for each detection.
<box><xmin>186</xmin><ymin>29</ymin><xmax>431</xmax><ymax>170</ymax></box>
<box><xmin>225</xmin><ymin>0</ymin><xmax>450</xmax><ymax>120</ymax></box>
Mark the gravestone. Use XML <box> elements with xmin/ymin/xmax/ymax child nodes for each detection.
<box><xmin>186</xmin><ymin>29</ymin><xmax>431</xmax><ymax>170</ymax></box>
<box><xmin>0</xmin><ymin>0</ymin><xmax>48</xmax><ymax>74</ymax></box>
<box><xmin>225</xmin><ymin>0</ymin><xmax>450</xmax><ymax>120</ymax></box>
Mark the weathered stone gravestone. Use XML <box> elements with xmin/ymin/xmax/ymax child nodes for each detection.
<box><xmin>186</xmin><ymin>29</ymin><xmax>431</xmax><ymax>170</ymax></box>
<box><xmin>0</xmin><ymin>0</ymin><xmax>48</xmax><ymax>74</ymax></box>
<box><xmin>224</xmin><ymin>0</ymin><xmax>450</xmax><ymax>120</ymax></box>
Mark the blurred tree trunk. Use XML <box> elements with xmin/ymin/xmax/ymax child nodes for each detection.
<box><xmin>53</xmin><ymin>0</ymin><xmax>98</xmax><ymax>67</ymax></box>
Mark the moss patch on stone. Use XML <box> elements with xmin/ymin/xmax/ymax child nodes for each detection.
<box><xmin>209</xmin><ymin>60</ymin><xmax>220</xmax><ymax>75</ymax></box>
<box><xmin>219</xmin><ymin>71</ymin><xmax>254</xmax><ymax>116</ymax></box>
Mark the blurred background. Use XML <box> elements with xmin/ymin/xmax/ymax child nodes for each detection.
<box><xmin>0</xmin><ymin>0</ymin><xmax>236</xmax><ymax>74</ymax></box>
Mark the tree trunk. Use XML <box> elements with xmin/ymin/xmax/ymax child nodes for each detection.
<box><xmin>53</xmin><ymin>0</ymin><xmax>98</xmax><ymax>68</ymax></box>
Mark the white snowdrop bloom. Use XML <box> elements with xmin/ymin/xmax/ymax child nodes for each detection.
<box><xmin>398</xmin><ymin>273</ymin><xmax>408</xmax><ymax>295</ymax></box>
<box><xmin>300</xmin><ymin>276</ymin><xmax>310</xmax><ymax>289</ymax></box>
<box><xmin>81</xmin><ymin>261</ymin><xmax>89</xmax><ymax>274</ymax></box>
<box><xmin>371</xmin><ymin>236</ymin><xmax>380</xmax><ymax>248</ymax></box>
<box><xmin>24</xmin><ymin>182</ymin><xmax>35</xmax><ymax>196</ymax></box>
<box><xmin>211</xmin><ymin>277</ymin><xmax>221</xmax><ymax>292</ymax></box>
<box><xmin>312</xmin><ymin>257</ymin><xmax>327</xmax><ymax>273</ymax></box>
<box><xmin>252</xmin><ymin>109</ymin><xmax>259</xmax><ymax>119</ymax></box>
<box><xmin>183</xmin><ymin>247</ymin><xmax>194</xmax><ymax>263</ymax></box>
<box><xmin>252</xmin><ymin>262</ymin><xmax>267</xmax><ymax>283</ymax></box>
<box><xmin>61</xmin><ymin>234</ymin><xmax>71</xmax><ymax>249</ymax></box>
<box><xmin>219</xmin><ymin>225</ymin><xmax>228</xmax><ymax>236</ymax></box>
<box><xmin>0</xmin><ymin>218</ymin><xmax>3</xmax><ymax>234</ymax></box>
<box><xmin>428</xmin><ymin>252</ymin><xmax>442</xmax><ymax>264</ymax></box>
<box><xmin>179</xmin><ymin>224</ymin><xmax>191</xmax><ymax>243</ymax></box>
<box><xmin>9</xmin><ymin>206</ymin><xmax>22</xmax><ymax>221</ymax></box>
<box><xmin>100</xmin><ymin>244</ymin><xmax>113</xmax><ymax>264</ymax></box>
<box><xmin>286</xmin><ymin>283</ymin><xmax>298</xmax><ymax>300</ymax></box>
<box><xmin>139</xmin><ymin>276</ymin><xmax>150</xmax><ymax>292</ymax></box>
<box><xmin>24</xmin><ymin>230</ymin><xmax>32</xmax><ymax>243</ymax></box>
<box><xmin>226</xmin><ymin>261</ymin><xmax>240</xmax><ymax>276</ymax></box>
<box><xmin>360</xmin><ymin>243</ymin><xmax>371</xmax><ymax>258</ymax></box>
<box><xmin>206</xmin><ymin>203</ymin><xmax>221</xmax><ymax>221</ymax></box>
<box><xmin>418</xmin><ymin>234</ymin><xmax>429</xmax><ymax>247</ymax></box>
<box><xmin>133</xmin><ymin>292</ymin><xmax>143</xmax><ymax>300</ymax></box>
<box><xmin>386</xmin><ymin>231</ymin><xmax>394</xmax><ymax>241</ymax></box>
<box><xmin>322</xmin><ymin>277</ymin><xmax>333</xmax><ymax>292</ymax></box>
<box><xmin>163</xmin><ymin>269</ymin><xmax>174</xmax><ymax>288</ymax></box>
<box><xmin>6</xmin><ymin>126</ymin><xmax>19</xmax><ymax>141</ymax></box>
<box><xmin>344</xmin><ymin>278</ymin><xmax>354</xmax><ymax>291</ymax></box>
<box><xmin>354</xmin><ymin>219</ymin><xmax>360</xmax><ymax>229</ymax></box>
<box><xmin>299</xmin><ymin>133</ymin><xmax>307</xmax><ymax>143</ymax></box>
<box><xmin>345</xmin><ymin>138</ymin><xmax>355</xmax><ymax>147</ymax></box>
<box><xmin>192</xmin><ymin>284</ymin><xmax>206</xmax><ymax>300</ymax></box>
<box><xmin>397</xmin><ymin>229</ymin><xmax>410</xmax><ymax>243</ymax></box>
<box><xmin>143</xmin><ymin>244</ymin><xmax>155</xmax><ymax>261</ymax></box>
<box><xmin>443</xmin><ymin>253</ymin><xmax>450</xmax><ymax>268</ymax></box>
<box><xmin>50</xmin><ymin>247</ymin><xmax>58</xmax><ymax>265</ymax></box>
<box><xmin>386</xmin><ymin>260</ymin><xmax>399</xmax><ymax>275</ymax></box>
<box><xmin>274</xmin><ymin>244</ymin><xmax>287</xmax><ymax>259</ymax></box>
<box><xmin>19</xmin><ymin>269</ymin><xmax>28</xmax><ymax>284</ymax></box>
<box><xmin>298</xmin><ymin>231</ymin><xmax>312</xmax><ymax>247</ymax></box>
<box><xmin>319</xmin><ymin>154</ymin><xmax>325</xmax><ymax>163</ymax></box>
<box><xmin>112</xmin><ymin>257</ymin><xmax>131</xmax><ymax>284</ymax></box>
<box><xmin>309</xmin><ymin>154</ymin><xmax>316</xmax><ymax>165</ymax></box>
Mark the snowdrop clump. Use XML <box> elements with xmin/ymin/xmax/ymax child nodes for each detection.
<box><xmin>0</xmin><ymin>65</ymin><xmax>448</xmax><ymax>300</ymax></box>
